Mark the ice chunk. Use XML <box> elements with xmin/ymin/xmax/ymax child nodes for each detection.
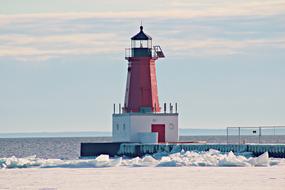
<box><xmin>121</xmin><ymin>155</ymin><xmax>158</xmax><ymax>167</ymax></box>
<box><xmin>218</xmin><ymin>152</ymin><xmax>251</xmax><ymax>167</ymax></box>
<box><xmin>269</xmin><ymin>158</ymin><xmax>282</xmax><ymax>166</ymax></box>
<box><xmin>1</xmin><ymin>155</ymin><xmax>45</xmax><ymax>169</ymax></box>
<box><xmin>110</xmin><ymin>157</ymin><xmax>122</xmax><ymax>167</ymax></box>
<box><xmin>157</xmin><ymin>156</ymin><xmax>177</xmax><ymax>167</ymax></box>
<box><xmin>142</xmin><ymin>155</ymin><xmax>159</xmax><ymax>166</ymax></box>
<box><xmin>208</xmin><ymin>149</ymin><xmax>220</xmax><ymax>155</ymax></box>
<box><xmin>248</xmin><ymin>152</ymin><xmax>269</xmax><ymax>167</ymax></box>
<box><xmin>255</xmin><ymin>152</ymin><xmax>269</xmax><ymax>167</ymax></box>
<box><xmin>122</xmin><ymin>157</ymin><xmax>142</xmax><ymax>167</ymax></box>
<box><xmin>95</xmin><ymin>154</ymin><xmax>111</xmax><ymax>167</ymax></box>
<box><xmin>152</xmin><ymin>151</ymin><xmax>169</xmax><ymax>160</ymax></box>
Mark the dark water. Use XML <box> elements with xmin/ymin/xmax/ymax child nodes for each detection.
<box><xmin>1</xmin><ymin>136</ymin><xmax>285</xmax><ymax>159</ymax></box>
<box><xmin>0</xmin><ymin>137</ymin><xmax>112</xmax><ymax>159</ymax></box>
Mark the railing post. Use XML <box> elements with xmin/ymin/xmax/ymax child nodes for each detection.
<box><xmin>259</xmin><ymin>127</ymin><xmax>262</xmax><ymax>144</ymax></box>
<box><xmin>226</xmin><ymin>127</ymin><xmax>229</xmax><ymax>144</ymax></box>
<box><xmin>274</xmin><ymin>127</ymin><xmax>276</xmax><ymax>143</ymax></box>
<box><xmin>238</xmin><ymin>127</ymin><xmax>241</xmax><ymax>145</ymax></box>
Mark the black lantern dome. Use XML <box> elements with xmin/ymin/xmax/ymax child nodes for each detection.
<box><xmin>131</xmin><ymin>26</ymin><xmax>152</xmax><ymax>40</ymax></box>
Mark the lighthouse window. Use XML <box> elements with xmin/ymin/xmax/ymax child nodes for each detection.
<box><xmin>123</xmin><ymin>124</ymin><xmax>126</xmax><ymax>131</ymax></box>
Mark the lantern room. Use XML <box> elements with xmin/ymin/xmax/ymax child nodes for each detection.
<box><xmin>126</xmin><ymin>26</ymin><xmax>165</xmax><ymax>59</ymax></box>
<box><xmin>130</xmin><ymin>26</ymin><xmax>152</xmax><ymax>57</ymax></box>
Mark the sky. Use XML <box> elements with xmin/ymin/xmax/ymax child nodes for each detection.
<box><xmin>0</xmin><ymin>0</ymin><xmax>285</xmax><ymax>133</ymax></box>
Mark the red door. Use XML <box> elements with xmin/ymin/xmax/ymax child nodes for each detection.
<box><xmin>151</xmin><ymin>124</ymin><xmax>165</xmax><ymax>143</ymax></box>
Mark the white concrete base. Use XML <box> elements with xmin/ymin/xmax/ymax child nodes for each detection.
<box><xmin>112</xmin><ymin>113</ymin><xmax>178</xmax><ymax>143</ymax></box>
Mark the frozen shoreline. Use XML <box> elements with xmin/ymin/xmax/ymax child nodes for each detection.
<box><xmin>1</xmin><ymin>166</ymin><xmax>285</xmax><ymax>190</ymax></box>
<box><xmin>1</xmin><ymin>150</ymin><xmax>285</xmax><ymax>169</ymax></box>
<box><xmin>1</xmin><ymin>150</ymin><xmax>285</xmax><ymax>189</ymax></box>
<box><xmin>1</xmin><ymin>150</ymin><xmax>284</xmax><ymax>168</ymax></box>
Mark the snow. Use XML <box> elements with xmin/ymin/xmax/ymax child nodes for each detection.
<box><xmin>1</xmin><ymin>150</ymin><xmax>285</xmax><ymax>189</ymax></box>
<box><xmin>1</xmin><ymin>167</ymin><xmax>285</xmax><ymax>190</ymax></box>
<box><xmin>1</xmin><ymin>149</ymin><xmax>284</xmax><ymax>169</ymax></box>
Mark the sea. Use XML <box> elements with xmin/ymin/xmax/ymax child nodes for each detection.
<box><xmin>1</xmin><ymin>129</ymin><xmax>285</xmax><ymax>159</ymax></box>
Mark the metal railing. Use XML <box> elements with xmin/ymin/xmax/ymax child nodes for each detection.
<box><xmin>125</xmin><ymin>48</ymin><xmax>158</xmax><ymax>59</ymax></box>
<box><xmin>226</xmin><ymin>126</ymin><xmax>285</xmax><ymax>144</ymax></box>
<box><xmin>113</xmin><ymin>103</ymin><xmax>178</xmax><ymax>114</ymax></box>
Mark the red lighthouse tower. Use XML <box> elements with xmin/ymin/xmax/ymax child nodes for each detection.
<box><xmin>113</xmin><ymin>25</ymin><xmax>178</xmax><ymax>143</ymax></box>
<box><xmin>124</xmin><ymin>25</ymin><xmax>164</xmax><ymax>113</ymax></box>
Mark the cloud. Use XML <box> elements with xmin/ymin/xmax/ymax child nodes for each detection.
<box><xmin>175</xmin><ymin>0</ymin><xmax>285</xmax><ymax>19</ymax></box>
<box><xmin>0</xmin><ymin>0</ymin><xmax>285</xmax><ymax>23</ymax></box>
<box><xmin>0</xmin><ymin>0</ymin><xmax>284</xmax><ymax>61</ymax></box>
<box><xmin>164</xmin><ymin>38</ymin><xmax>285</xmax><ymax>56</ymax></box>
<box><xmin>0</xmin><ymin>33</ymin><xmax>124</xmax><ymax>61</ymax></box>
<box><xmin>1</xmin><ymin>33</ymin><xmax>284</xmax><ymax>61</ymax></box>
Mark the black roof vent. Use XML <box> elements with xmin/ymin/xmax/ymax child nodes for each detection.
<box><xmin>131</xmin><ymin>26</ymin><xmax>152</xmax><ymax>40</ymax></box>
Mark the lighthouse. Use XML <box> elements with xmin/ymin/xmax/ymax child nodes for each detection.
<box><xmin>112</xmin><ymin>26</ymin><xmax>178</xmax><ymax>143</ymax></box>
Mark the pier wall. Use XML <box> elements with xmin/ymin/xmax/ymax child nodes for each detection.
<box><xmin>80</xmin><ymin>143</ymin><xmax>285</xmax><ymax>158</ymax></box>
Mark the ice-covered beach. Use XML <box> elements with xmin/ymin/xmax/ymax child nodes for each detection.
<box><xmin>1</xmin><ymin>166</ymin><xmax>285</xmax><ymax>190</ymax></box>
<box><xmin>1</xmin><ymin>150</ymin><xmax>285</xmax><ymax>189</ymax></box>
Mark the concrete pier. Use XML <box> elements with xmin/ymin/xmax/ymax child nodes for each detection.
<box><xmin>80</xmin><ymin>142</ymin><xmax>123</xmax><ymax>157</ymax></box>
<box><xmin>80</xmin><ymin>143</ymin><xmax>285</xmax><ymax>158</ymax></box>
